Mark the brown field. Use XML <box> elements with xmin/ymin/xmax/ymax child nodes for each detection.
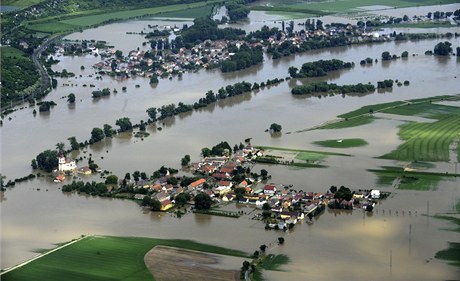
<box><xmin>144</xmin><ymin>246</ymin><xmax>241</xmax><ymax>281</ymax></box>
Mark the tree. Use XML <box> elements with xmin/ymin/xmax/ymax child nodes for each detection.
<box><xmin>103</xmin><ymin>124</ymin><xmax>113</xmax><ymax>138</ymax></box>
<box><xmin>262</xmin><ymin>202</ymin><xmax>271</xmax><ymax>211</ymax></box>
<box><xmin>115</xmin><ymin>50</ymin><xmax>123</xmax><ymax>59</ymax></box>
<box><xmin>67</xmin><ymin>93</ymin><xmax>76</xmax><ymax>103</ymax></box>
<box><xmin>259</xmin><ymin>244</ymin><xmax>267</xmax><ymax>253</ymax></box>
<box><xmin>55</xmin><ymin>142</ymin><xmax>65</xmax><ymax>152</ymax></box>
<box><xmin>181</xmin><ymin>155</ymin><xmax>191</xmax><ymax>166</ymax></box>
<box><xmin>401</xmin><ymin>51</ymin><xmax>409</xmax><ymax>58</ymax></box>
<box><xmin>269</xmin><ymin>123</ymin><xmax>282</xmax><ymax>132</ymax></box>
<box><xmin>90</xmin><ymin>127</ymin><xmax>105</xmax><ymax>143</ymax></box>
<box><xmin>150</xmin><ymin>75</ymin><xmax>159</xmax><ymax>84</ymax></box>
<box><xmin>334</xmin><ymin>186</ymin><xmax>352</xmax><ymax>201</ymax></box>
<box><xmin>260</xmin><ymin>169</ymin><xmax>268</xmax><ymax>180</ymax></box>
<box><xmin>146</xmin><ymin>107</ymin><xmax>157</xmax><ymax>121</ymax></box>
<box><xmin>201</xmin><ymin>147</ymin><xmax>211</xmax><ymax>157</ymax></box>
<box><xmin>381</xmin><ymin>51</ymin><xmax>392</xmax><ymax>61</ymax></box>
<box><xmin>194</xmin><ymin>192</ymin><xmax>212</xmax><ymax>210</ymax></box>
<box><xmin>278</xmin><ymin>237</ymin><xmax>285</xmax><ymax>244</ymax></box>
<box><xmin>105</xmin><ymin>175</ymin><xmax>118</xmax><ymax>185</ymax></box>
<box><xmin>175</xmin><ymin>193</ymin><xmax>191</xmax><ymax>206</ymax></box>
<box><xmin>36</xmin><ymin>150</ymin><xmax>59</xmax><ymax>172</ymax></box>
<box><xmin>288</xmin><ymin>66</ymin><xmax>298</xmax><ymax>78</ymax></box>
<box><xmin>31</xmin><ymin>159</ymin><xmax>38</xmax><ymax>169</ymax></box>
<box><xmin>115</xmin><ymin>117</ymin><xmax>133</xmax><ymax>132</ymax></box>
<box><xmin>433</xmin><ymin>41</ymin><xmax>452</xmax><ymax>56</ymax></box>
<box><xmin>142</xmin><ymin>196</ymin><xmax>162</xmax><ymax>211</ymax></box>
<box><xmin>68</xmin><ymin>136</ymin><xmax>79</xmax><ymax>151</ymax></box>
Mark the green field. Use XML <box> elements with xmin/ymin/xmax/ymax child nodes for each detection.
<box><xmin>338</xmin><ymin>101</ymin><xmax>406</xmax><ymax>119</ymax></box>
<box><xmin>1</xmin><ymin>46</ymin><xmax>26</xmax><ymax>58</ymax></box>
<box><xmin>25</xmin><ymin>1</ymin><xmax>220</xmax><ymax>33</ymax></box>
<box><xmin>2</xmin><ymin>236</ymin><xmax>248</xmax><ymax>281</ymax></box>
<box><xmin>155</xmin><ymin>5</ymin><xmax>213</xmax><ymax>18</ymax></box>
<box><xmin>2</xmin><ymin>0</ymin><xmax>45</xmax><ymax>9</ymax></box>
<box><xmin>313</xmin><ymin>138</ymin><xmax>368</xmax><ymax>148</ymax></box>
<box><xmin>380</xmin><ymin>112</ymin><xmax>460</xmax><ymax>162</ymax></box>
<box><xmin>314</xmin><ymin>116</ymin><xmax>375</xmax><ymax>130</ymax></box>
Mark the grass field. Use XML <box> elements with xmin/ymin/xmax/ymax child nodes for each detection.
<box><xmin>25</xmin><ymin>1</ymin><xmax>219</xmax><ymax>33</ymax></box>
<box><xmin>2</xmin><ymin>236</ymin><xmax>248</xmax><ymax>281</ymax></box>
<box><xmin>1</xmin><ymin>46</ymin><xmax>26</xmax><ymax>58</ymax></box>
<box><xmin>313</xmin><ymin>138</ymin><xmax>368</xmax><ymax>148</ymax></box>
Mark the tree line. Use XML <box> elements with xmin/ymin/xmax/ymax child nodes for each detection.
<box><xmin>288</xmin><ymin>59</ymin><xmax>354</xmax><ymax>78</ymax></box>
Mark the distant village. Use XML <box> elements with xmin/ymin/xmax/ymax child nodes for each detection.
<box><xmin>52</xmin><ymin>20</ymin><xmax>398</xmax><ymax>82</ymax></box>
<box><xmin>55</xmin><ymin>142</ymin><xmax>387</xmax><ymax>231</ymax></box>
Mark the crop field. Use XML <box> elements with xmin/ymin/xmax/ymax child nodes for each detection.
<box><xmin>313</xmin><ymin>138</ymin><xmax>368</xmax><ymax>148</ymax></box>
<box><xmin>381</xmin><ymin>113</ymin><xmax>460</xmax><ymax>162</ymax></box>
<box><xmin>2</xmin><ymin>236</ymin><xmax>248</xmax><ymax>281</ymax></box>
<box><xmin>25</xmin><ymin>0</ymin><xmax>219</xmax><ymax>33</ymax></box>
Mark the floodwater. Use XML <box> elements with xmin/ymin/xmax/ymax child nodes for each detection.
<box><xmin>1</xmin><ymin>10</ymin><xmax>460</xmax><ymax>280</ymax></box>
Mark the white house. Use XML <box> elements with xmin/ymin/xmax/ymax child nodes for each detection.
<box><xmin>58</xmin><ymin>154</ymin><xmax>76</xmax><ymax>172</ymax></box>
<box><xmin>370</xmin><ymin>189</ymin><xmax>380</xmax><ymax>199</ymax></box>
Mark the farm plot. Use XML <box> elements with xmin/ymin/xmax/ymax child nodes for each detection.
<box><xmin>380</xmin><ymin>114</ymin><xmax>460</xmax><ymax>162</ymax></box>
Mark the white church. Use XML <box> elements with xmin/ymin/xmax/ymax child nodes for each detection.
<box><xmin>58</xmin><ymin>154</ymin><xmax>77</xmax><ymax>172</ymax></box>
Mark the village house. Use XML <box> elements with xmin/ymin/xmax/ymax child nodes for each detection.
<box><xmin>77</xmin><ymin>166</ymin><xmax>92</xmax><ymax>175</ymax></box>
<box><xmin>160</xmin><ymin>199</ymin><xmax>173</xmax><ymax>211</ymax></box>
<box><xmin>188</xmin><ymin>178</ymin><xmax>206</xmax><ymax>190</ymax></box>
<box><xmin>214</xmin><ymin>180</ymin><xmax>232</xmax><ymax>195</ymax></box>
<box><xmin>263</xmin><ymin>184</ymin><xmax>277</xmax><ymax>196</ymax></box>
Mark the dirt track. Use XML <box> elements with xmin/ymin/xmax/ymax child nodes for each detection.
<box><xmin>144</xmin><ymin>246</ymin><xmax>240</xmax><ymax>281</ymax></box>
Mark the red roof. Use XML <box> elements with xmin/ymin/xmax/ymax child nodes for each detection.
<box><xmin>264</xmin><ymin>185</ymin><xmax>276</xmax><ymax>191</ymax></box>
<box><xmin>190</xmin><ymin>178</ymin><xmax>206</xmax><ymax>187</ymax></box>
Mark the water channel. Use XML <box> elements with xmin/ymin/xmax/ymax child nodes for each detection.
<box><xmin>1</xmin><ymin>7</ymin><xmax>460</xmax><ymax>280</ymax></box>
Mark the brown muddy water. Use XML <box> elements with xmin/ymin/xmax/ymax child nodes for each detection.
<box><xmin>1</xmin><ymin>11</ymin><xmax>460</xmax><ymax>280</ymax></box>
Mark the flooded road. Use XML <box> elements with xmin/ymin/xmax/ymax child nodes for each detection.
<box><xmin>1</xmin><ymin>9</ymin><xmax>460</xmax><ymax>280</ymax></box>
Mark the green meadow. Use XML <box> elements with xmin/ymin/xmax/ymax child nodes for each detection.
<box><xmin>313</xmin><ymin>138</ymin><xmax>368</xmax><ymax>148</ymax></box>
<box><xmin>25</xmin><ymin>1</ymin><xmax>220</xmax><ymax>33</ymax></box>
<box><xmin>1</xmin><ymin>236</ymin><xmax>248</xmax><ymax>281</ymax></box>
<box><xmin>1</xmin><ymin>46</ymin><xmax>26</xmax><ymax>58</ymax></box>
